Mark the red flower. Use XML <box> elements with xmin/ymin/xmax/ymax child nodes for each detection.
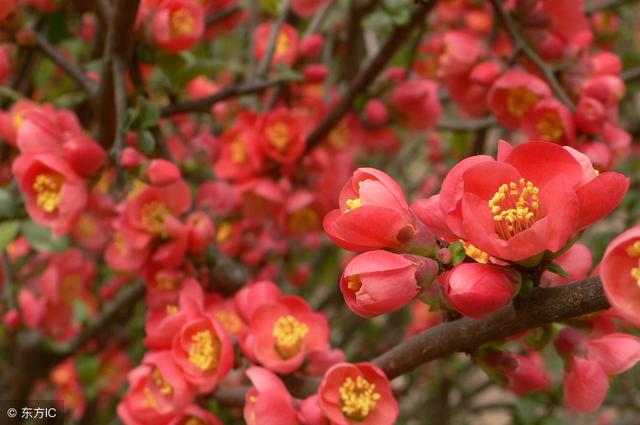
<box><xmin>323</xmin><ymin>168</ymin><xmax>417</xmax><ymax>252</ymax></box>
<box><xmin>243</xmin><ymin>367</ymin><xmax>299</xmax><ymax>425</ymax></box>
<box><xmin>151</xmin><ymin>0</ymin><xmax>204</xmax><ymax>52</ymax></box>
<box><xmin>141</xmin><ymin>351</ymin><xmax>196</xmax><ymax>413</ymax></box>
<box><xmin>444</xmin><ymin>263</ymin><xmax>519</xmax><ymax>319</ymax></box>
<box><xmin>213</xmin><ymin>113</ymin><xmax>263</xmax><ymax>181</ymax></box>
<box><xmin>600</xmin><ymin>225</ymin><xmax>640</xmax><ymax>325</ymax></box>
<box><xmin>413</xmin><ymin>141</ymin><xmax>629</xmax><ymax>262</ymax></box>
<box><xmin>318</xmin><ymin>362</ymin><xmax>398</xmax><ymax>425</ymax></box>
<box><xmin>246</xmin><ymin>296</ymin><xmax>329</xmax><ymax>374</ymax></box>
<box><xmin>563</xmin><ymin>356</ymin><xmax>608</xmax><ymax>413</ymax></box>
<box><xmin>340</xmin><ymin>250</ymin><xmax>437</xmax><ymax>318</ymax></box>
<box><xmin>505</xmin><ymin>352</ymin><xmax>551</xmax><ymax>396</ymax></box>
<box><xmin>522</xmin><ymin>98</ymin><xmax>575</xmax><ymax>145</ymax></box>
<box><xmin>487</xmin><ymin>71</ymin><xmax>551</xmax><ymax>129</ymax></box>
<box><xmin>438</xmin><ymin>31</ymin><xmax>483</xmax><ymax>77</ymax></box>
<box><xmin>254</xmin><ymin>22</ymin><xmax>300</xmax><ymax>66</ymax></box>
<box><xmin>292</xmin><ymin>0</ymin><xmax>331</xmax><ymax>18</ymax></box>
<box><xmin>13</xmin><ymin>154</ymin><xmax>87</xmax><ymax>236</ymax></box>
<box><xmin>390</xmin><ymin>79</ymin><xmax>442</xmax><ymax>130</ymax></box>
<box><xmin>257</xmin><ymin>108</ymin><xmax>307</xmax><ymax>164</ymax></box>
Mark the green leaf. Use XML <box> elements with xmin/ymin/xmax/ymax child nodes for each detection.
<box><xmin>0</xmin><ymin>221</ymin><xmax>20</xmax><ymax>251</ymax></box>
<box><xmin>449</xmin><ymin>241</ymin><xmax>466</xmax><ymax>265</ymax></box>
<box><xmin>137</xmin><ymin>96</ymin><xmax>161</xmax><ymax>129</ymax></box>
<box><xmin>0</xmin><ymin>189</ymin><xmax>18</xmax><ymax>218</ymax></box>
<box><xmin>137</xmin><ymin>130</ymin><xmax>156</xmax><ymax>155</ymax></box>
<box><xmin>546</xmin><ymin>261</ymin><xmax>569</xmax><ymax>279</ymax></box>
<box><xmin>20</xmin><ymin>220</ymin><xmax>70</xmax><ymax>253</ymax></box>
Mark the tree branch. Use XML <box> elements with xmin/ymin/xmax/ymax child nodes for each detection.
<box><xmin>305</xmin><ymin>0</ymin><xmax>437</xmax><ymax>151</ymax></box>
<box><xmin>489</xmin><ymin>0</ymin><xmax>576</xmax><ymax>110</ymax></box>
<box><xmin>33</xmin><ymin>32</ymin><xmax>97</xmax><ymax>95</ymax></box>
<box><xmin>94</xmin><ymin>0</ymin><xmax>141</xmax><ymax>149</ymax></box>
<box><xmin>256</xmin><ymin>0</ymin><xmax>292</xmax><ymax>79</ymax></box>
<box><xmin>373</xmin><ymin>276</ymin><xmax>608</xmax><ymax>379</ymax></box>
<box><xmin>160</xmin><ymin>78</ymin><xmax>285</xmax><ymax>117</ymax></box>
<box><xmin>205</xmin><ymin>4</ymin><xmax>241</xmax><ymax>27</ymax></box>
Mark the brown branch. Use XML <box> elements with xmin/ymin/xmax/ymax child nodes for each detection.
<box><xmin>33</xmin><ymin>32</ymin><xmax>97</xmax><ymax>94</ymax></box>
<box><xmin>94</xmin><ymin>0</ymin><xmax>141</xmax><ymax>149</ymax></box>
<box><xmin>622</xmin><ymin>66</ymin><xmax>640</xmax><ymax>82</ymax></box>
<box><xmin>159</xmin><ymin>78</ymin><xmax>285</xmax><ymax>117</ymax></box>
<box><xmin>305</xmin><ymin>0</ymin><xmax>437</xmax><ymax>151</ymax></box>
<box><xmin>489</xmin><ymin>0</ymin><xmax>576</xmax><ymax>110</ymax></box>
<box><xmin>437</xmin><ymin>116</ymin><xmax>497</xmax><ymax>132</ymax></box>
<box><xmin>373</xmin><ymin>276</ymin><xmax>608</xmax><ymax>379</ymax></box>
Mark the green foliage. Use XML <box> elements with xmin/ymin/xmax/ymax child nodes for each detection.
<box><xmin>20</xmin><ymin>220</ymin><xmax>70</xmax><ymax>253</ymax></box>
<box><xmin>0</xmin><ymin>220</ymin><xmax>20</xmax><ymax>251</ymax></box>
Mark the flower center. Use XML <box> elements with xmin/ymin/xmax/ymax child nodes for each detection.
<box><xmin>536</xmin><ymin>111</ymin><xmax>564</xmax><ymax>142</ymax></box>
<box><xmin>214</xmin><ymin>310</ymin><xmax>243</xmax><ymax>334</ymax></box>
<box><xmin>346</xmin><ymin>274</ymin><xmax>362</xmax><ymax>291</ymax></box>
<box><xmin>506</xmin><ymin>87</ymin><xmax>539</xmax><ymax>118</ymax></box>
<box><xmin>230</xmin><ymin>136</ymin><xmax>247</xmax><ymax>163</ymax></box>
<box><xmin>151</xmin><ymin>368</ymin><xmax>173</xmax><ymax>395</ymax></box>
<box><xmin>33</xmin><ymin>173</ymin><xmax>64</xmax><ymax>213</ymax></box>
<box><xmin>345</xmin><ymin>198</ymin><xmax>362</xmax><ymax>212</ymax></box>
<box><xmin>216</xmin><ymin>221</ymin><xmax>232</xmax><ymax>243</ymax></box>
<box><xmin>289</xmin><ymin>207</ymin><xmax>318</xmax><ymax>232</ymax></box>
<box><xmin>265</xmin><ymin>122</ymin><xmax>291</xmax><ymax>153</ymax></box>
<box><xmin>188</xmin><ymin>330</ymin><xmax>221</xmax><ymax>371</ymax></box>
<box><xmin>171</xmin><ymin>8</ymin><xmax>194</xmax><ymax>37</ymax></box>
<box><xmin>166</xmin><ymin>304</ymin><xmax>179</xmax><ymax>314</ymax></box>
<box><xmin>143</xmin><ymin>387</ymin><xmax>158</xmax><ymax>410</ymax></box>
<box><xmin>627</xmin><ymin>241</ymin><xmax>640</xmax><ymax>288</ymax></box>
<box><xmin>339</xmin><ymin>375</ymin><xmax>381</xmax><ymax>420</ymax></box>
<box><xmin>275</xmin><ymin>33</ymin><xmax>290</xmax><ymax>56</ymax></box>
<box><xmin>462</xmin><ymin>241</ymin><xmax>489</xmax><ymax>264</ymax></box>
<box><xmin>140</xmin><ymin>201</ymin><xmax>170</xmax><ymax>235</ymax></box>
<box><xmin>488</xmin><ymin>178</ymin><xmax>540</xmax><ymax>240</ymax></box>
<box><xmin>272</xmin><ymin>315</ymin><xmax>309</xmax><ymax>359</ymax></box>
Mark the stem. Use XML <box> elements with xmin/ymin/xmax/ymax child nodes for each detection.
<box><xmin>305</xmin><ymin>1</ymin><xmax>437</xmax><ymax>151</ymax></box>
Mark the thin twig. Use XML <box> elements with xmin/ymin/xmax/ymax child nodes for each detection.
<box><xmin>622</xmin><ymin>66</ymin><xmax>640</xmax><ymax>82</ymax></box>
<box><xmin>160</xmin><ymin>78</ymin><xmax>285</xmax><ymax>116</ymax></box>
<box><xmin>437</xmin><ymin>116</ymin><xmax>497</xmax><ymax>132</ymax></box>
<box><xmin>489</xmin><ymin>0</ymin><xmax>576</xmax><ymax>110</ymax></box>
<box><xmin>33</xmin><ymin>32</ymin><xmax>97</xmax><ymax>94</ymax></box>
<box><xmin>205</xmin><ymin>4</ymin><xmax>241</xmax><ymax>26</ymax></box>
<box><xmin>112</xmin><ymin>56</ymin><xmax>128</xmax><ymax>188</ymax></box>
<box><xmin>256</xmin><ymin>0</ymin><xmax>292</xmax><ymax>78</ymax></box>
<box><xmin>304</xmin><ymin>3</ymin><xmax>331</xmax><ymax>36</ymax></box>
<box><xmin>305</xmin><ymin>0</ymin><xmax>437</xmax><ymax>151</ymax></box>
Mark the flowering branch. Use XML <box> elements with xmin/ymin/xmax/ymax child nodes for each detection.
<box><xmin>160</xmin><ymin>78</ymin><xmax>286</xmax><ymax>116</ymax></box>
<box><xmin>256</xmin><ymin>0</ymin><xmax>292</xmax><ymax>79</ymax></box>
<box><xmin>94</xmin><ymin>0</ymin><xmax>141</xmax><ymax>149</ymax></box>
<box><xmin>373</xmin><ymin>276</ymin><xmax>608</xmax><ymax>379</ymax></box>
<box><xmin>305</xmin><ymin>0</ymin><xmax>437</xmax><ymax>151</ymax></box>
<box><xmin>489</xmin><ymin>0</ymin><xmax>576</xmax><ymax>110</ymax></box>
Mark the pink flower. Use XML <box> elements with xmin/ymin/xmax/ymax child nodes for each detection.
<box><xmin>563</xmin><ymin>356</ymin><xmax>608</xmax><ymax>413</ymax></box>
<box><xmin>323</xmin><ymin>168</ymin><xmax>416</xmax><ymax>251</ymax></box>
<box><xmin>444</xmin><ymin>263</ymin><xmax>519</xmax><ymax>319</ymax></box>
<box><xmin>292</xmin><ymin>0</ymin><xmax>331</xmax><ymax>18</ymax></box>
<box><xmin>254</xmin><ymin>22</ymin><xmax>300</xmax><ymax>66</ymax></box>
<box><xmin>505</xmin><ymin>352</ymin><xmax>551</xmax><ymax>396</ymax></box>
<box><xmin>487</xmin><ymin>71</ymin><xmax>551</xmax><ymax>129</ymax></box>
<box><xmin>391</xmin><ymin>79</ymin><xmax>442</xmax><ymax>130</ymax></box>
<box><xmin>413</xmin><ymin>141</ymin><xmax>629</xmax><ymax>262</ymax></box>
<box><xmin>244</xmin><ymin>367</ymin><xmax>299</xmax><ymax>425</ymax></box>
<box><xmin>146</xmin><ymin>159</ymin><xmax>181</xmax><ymax>186</ymax></box>
<box><xmin>12</xmin><ymin>154</ymin><xmax>87</xmax><ymax>236</ymax></box>
<box><xmin>151</xmin><ymin>0</ymin><xmax>204</xmax><ymax>52</ymax></box>
<box><xmin>522</xmin><ymin>98</ymin><xmax>575</xmax><ymax>145</ymax></box>
<box><xmin>540</xmin><ymin>243</ymin><xmax>592</xmax><ymax>287</ymax></box>
<box><xmin>600</xmin><ymin>225</ymin><xmax>640</xmax><ymax>325</ymax></box>
<box><xmin>318</xmin><ymin>362</ymin><xmax>398</xmax><ymax>425</ymax></box>
<box><xmin>438</xmin><ymin>31</ymin><xmax>483</xmax><ymax>77</ymax></box>
<box><xmin>340</xmin><ymin>250</ymin><xmax>437</xmax><ymax>318</ymax></box>
<box><xmin>141</xmin><ymin>351</ymin><xmax>196</xmax><ymax>413</ymax></box>
<box><xmin>245</xmin><ymin>296</ymin><xmax>329</xmax><ymax>374</ymax></box>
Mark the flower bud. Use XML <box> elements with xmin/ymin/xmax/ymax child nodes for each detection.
<box><xmin>63</xmin><ymin>136</ymin><xmax>107</xmax><ymax>177</ymax></box>
<box><xmin>364</xmin><ymin>100</ymin><xmax>389</xmax><ymax>126</ymax></box>
<box><xmin>340</xmin><ymin>250</ymin><xmax>421</xmax><ymax>317</ymax></box>
<box><xmin>120</xmin><ymin>147</ymin><xmax>146</xmax><ymax>168</ymax></box>
<box><xmin>444</xmin><ymin>263</ymin><xmax>520</xmax><ymax>319</ymax></box>
<box><xmin>300</xmin><ymin>34</ymin><xmax>324</xmax><ymax>58</ymax></box>
<box><xmin>146</xmin><ymin>159</ymin><xmax>181</xmax><ymax>186</ymax></box>
<box><xmin>303</xmin><ymin>64</ymin><xmax>329</xmax><ymax>83</ymax></box>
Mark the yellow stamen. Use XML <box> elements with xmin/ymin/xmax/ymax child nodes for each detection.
<box><xmin>631</xmin><ymin>267</ymin><xmax>640</xmax><ymax>288</ymax></box>
<box><xmin>272</xmin><ymin>315</ymin><xmax>309</xmax><ymax>359</ymax></box>
<box><xmin>462</xmin><ymin>241</ymin><xmax>489</xmax><ymax>264</ymax></box>
<box><xmin>140</xmin><ymin>201</ymin><xmax>170</xmax><ymax>235</ymax></box>
<box><xmin>214</xmin><ymin>310</ymin><xmax>243</xmax><ymax>334</ymax></box>
<box><xmin>151</xmin><ymin>369</ymin><xmax>173</xmax><ymax>395</ymax></box>
<box><xmin>626</xmin><ymin>241</ymin><xmax>640</xmax><ymax>257</ymax></box>
<box><xmin>345</xmin><ymin>198</ymin><xmax>362</xmax><ymax>212</ymax></box>
<box><xmin>230</xmin><ymin>136</ymin><xmax>247</xmax><ymax>163</ymax></box>
<box><xmin>275</xmin><ymin>33</ymin><xmax>290</xmax><ymax>56</ymax></box>
<box><xmin>488</xmin><ymin>178</ymin><xmax>540</xmax><ymax>240</ymax></box>
<box><xmin>184</xmin><ymin>418</ymin><xmax>204</xmax><ymax>425</ymax></box>
<box><xmin>536</xmin><ymin>111</ymin><xmax>564</xmax><ymax>142</ymax></box>
<box><xmin>216</xmin><ymin>221</ymin><xmax>233</xmax><ymax>243</ymax></box>
<box><xmin>506</xmin><ymin>87</ymin><xmax>539</xmax><ymax>118</ymax></box>
<box><xmin>33</xmin><ymin>173</ymin><xmax>64</xmax><ymax>213</ymax></box>
<box><xmin>339</xmin><ymin>375</ymin><xmax>381</xmax><ymax>420</ymax></box>
<box><xmin>188</xmin><ymin>330</ymin><xmax>221</xmax><ymax>371</ymax></box>
<box><xmin>171</xmin><ymin>9</ymin><xmax>195</xmax><ymax>37</ymax></box>
<box><xmin>166</xmin><ymin>304</ymin><xmax>179</xmax><ymax>314</ymax></box>
<box><xmin>265</xmin><ymin>122</ymin><xmax>291</xmax><ymax>153</ymax></box>
<box><xmin>143</xmin><ymin>387</ymin><xmax>158</xmax><ymax>410</ymax></box>
<box><xmin>289</xmin><ymin>207</ymin><xmax>318</xmax><ymax>232</ymax></box>
<box><xmin>346</xmin><ymin>275</ymin><xmax>362</xmax><ymax>291</ymax></box>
